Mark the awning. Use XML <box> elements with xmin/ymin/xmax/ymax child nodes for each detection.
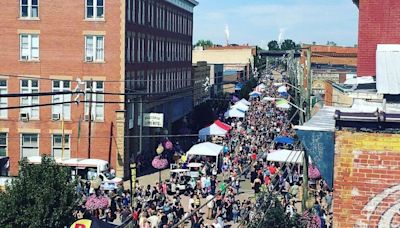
<box><xmin>267</xmin><ymin>149</ymin><xmax>304</xmax><ymax>164</ymax></box>
<box><xmin>224</xmin><ymin>108</ymin><xmax>245</xmax><ymax>118</ymax></box>
<box><xmin>294</xmin><ymin>106</ymin><xmax>336</xmax><ymax>188</ymax></box>
<box><xmin>238</xmin><ymin>98</ymin><xmax>251</xmax><ymax>106</ymax></box>
<box><xmin>214</xmin><ymin>120</ymin><xmax>231</xmax><ymax>131</ymax></box>
<box><xmin>186</xmin><ymin>142</ymin><xmax>223</xmax><ymax>157</ymax></box>
<box><xmin>274</xmin><ymin>136</ymin><xmax>295</xmax><ymax>144</ymax></box>
<box><xmin>232</xmin><ymin>102</ymin><xmax>249</xmax><ymax>112</ymax></box>
<box><xmin>198</xmin><ymin>124</ymin><xmax>228</xmax><ymax>141</ymax></box>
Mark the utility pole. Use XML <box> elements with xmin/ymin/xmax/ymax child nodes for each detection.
<box><xmin>306</xmin><ymin>48</ymin><xmax>312</xmax><ymax>120</ymax></box>
<box><xmin>88</xmin><ymin>79</ymin><xmax>93</xmax><ymax>158</ymax></box>
<box><xmin>302</xmin><ymin>144</ymin><xmax>309</xmax><ymax>212</ymax></box>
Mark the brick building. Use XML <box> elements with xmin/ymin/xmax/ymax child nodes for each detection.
<box><xmin>0</xmin><ymin>0</ymin><xmax>198</xmax><ymax>177</ymax></box>
<box><xmin>357</xmin><ymin>0</ymin><xmax>400</xmax><ymax>77</ymax></box>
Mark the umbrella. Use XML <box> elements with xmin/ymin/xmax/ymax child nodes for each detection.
<box><xmin>274</xmin><ymin>136</ymin><xmax>295</xmax><ymax>145</ymax></box>
<box><xmin>70</xmin><ymin>219</ymin><xmax>116</xmax><ymax>228</ymax></box>
<box><xmin>277</xmin><ymin>86</ymin><xmax>287</xmax><ymax>93</ymax></box>
<box><xmin>276</xmin><ymin>99</ymin><xmax>291</xmax><ymax>109</ymax></box>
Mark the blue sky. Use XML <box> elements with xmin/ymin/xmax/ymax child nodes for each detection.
<box><xmin>193</xmin><ymin>0</ymin><xmax>359</xmax><ymax>48</ymax></box>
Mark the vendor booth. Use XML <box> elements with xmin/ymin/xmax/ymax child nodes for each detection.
<box><xmin>198</xmin><ymin>120</ymin><xmax>231</xmax><ymax>141</ymax></box>
<box><xmin>232</xmin><ymin>102</ymin><xmax>249</xmax><ymax>112</ymax></box>
<box><xmin>238</xmin><ymin>98</ymin><xmax>251</xmax><ymax>106</ymax></box>
<box><xmin>267</xmin><ymin>149</ymin><xmax>304</xmax><ymax>164</ymax></box>
<box><xmin>224</xmin><ymin>108</ymin><xmax>245</xmax><ymax>118</ymax></box>
<box><xmin>186</xmin><ymin>142</ymin><xmax>223</xmax><ymax>169</ymax></box>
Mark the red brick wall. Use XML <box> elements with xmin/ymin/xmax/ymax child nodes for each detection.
<box><xmin>0</xmin><ymin>0</ymin><xmax>124</xmax><ymax>175</ymax></box>
<box><xmin>357</xmin><ymin>0</ymin><xmax>400</xmax><ymax>76</ymax></box>
<box><xmin>334</xmin><ymin>131</ymin><xmax>400</xmax><ymax>227</ymax></box>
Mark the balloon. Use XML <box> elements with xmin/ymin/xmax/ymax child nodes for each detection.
<box><xmin>164</xmin><ymin>140</ymin><xmax>173</xmax><ymax>150</ymax></box>
<box><xmin>156</xmin><ymin>144</ymin><xmax>164</xmax><ymax>154</ymax></box>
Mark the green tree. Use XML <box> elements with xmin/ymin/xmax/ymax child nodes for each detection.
<box><xmin>353</xmin><ymin>0</ymin><xmax>359</xmax><ymax>8</ymax></box>
<box><xmin>195</xmin><ymin>39</ymin><xmax>214</xmax><ymax>48</ymax></box>
<box><xmin>280</xmin><ymin>39</ymin><xmax>297</xmax><ymax>51</ymax></box>
<box><xmin>0</xmin><ymin>156</ymin><xmax>78</xmax><ymax>228</ymax></box>
<box><xmin>268</xmin><ymin>40</ymin><xmax>280</xmax><ymax>51</ymax></box>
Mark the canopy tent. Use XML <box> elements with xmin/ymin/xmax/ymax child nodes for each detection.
<box><xmin>274</xmin><ymin>136</ymin><xmax>295</xmax><ymax>144</ymax></box>
<box><xmin>273</xmin><ymin>82</ymin><xmax>284</xmax><ymax>87</ymax></box>
<box><xmin>267</xmin><ymin>149</ymin><xmax>304</xmax><ymax>164</ymax></box>
<box><xmin>276</xmin><ymin>99</ymin><xmax>291</xmax><ymax>109</ymax></box>
<box><xmin>224</xmin><ymin>108</ymin><xmax>245</xmax><ymax>118</ymax></box>
<box><xmin>277</xmin><ymin>86</ymin><xmax>287</xmax><ymax>93</ymax></box>
<box><xmin>214</xmin><ymin>120</ymin><xmax>231</xmax><ymax>131</ymax></box>
<box><xmin>186</xmin><ymin>142</ymin><xmax>223</xmax><ymax>167</ymax></box>
<box><xmin>249</xmin><ymin>91</ymin><xmax>262</xmax><ymax>97</ymax></box>
<box><xmin>232</xmin><ymin>102</ymin><xmax>249</xmax><ymax>112</ymax></box>
<box><xmin>238</xmin><ymin>98</ymin><xmax>251</xmax><ymax>106</ymax></box>
<box><xmin>255</xmin><ymin>83</ymin><xmax>266</xmax><ymax>92</ymax></box>
<box><xmin>70</xmin><ymin>219</ymin><xmax>116</xmax><ymax>228</ymax></box>
<box><xmin>198</xmin><ymin>124</ymin><xmax>228</xmax><ymax>141</ymax></box>
<box><xmin>198</xmin><ymin>120</ymin><xmax>231</xmax><ymax>141</ymax></box>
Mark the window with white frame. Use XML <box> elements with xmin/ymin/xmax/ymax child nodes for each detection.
<box><xmin>84</xmin><ymin>81</ymin><xmax>104</xmax><ymax>121</ymax></box>
<box><xmin>0</xmin><ymin>133</ymin><xmax>7</xmax><ymax>157</ymax></box>
<box><xmin>20</xmin><ymin>0</ymin><xmax>39</xmax><ymax>18</ymax></box>
<box><xmin>86</xmin><ymin>0</ymin><xmax>104</xmax><ymax>19</ymax></box>
<box><xmin>20</xmin><ymin>79</ymin><xmax>39</xmax><ymax>119</ymax></box>
<box><xmin>20</xmin><ymin>34</ymin><xmax>39</xmax><ymax>61</ymax></box>
<box><xmin>0</xmin><ymin>80</ymin><xmax>7</xmax><ymax>118</ymax></box>
<box><xmin>52</xmin><ymin>134</ymin><xmax>70</xmax><ymax>159</ymax></box>
<box><xmin>85</xmin><ymin>35</ymin><xmax>104</xmax><ymax>62</ymax></box>
<box><xmin>52</xmin><ymin>80</ymin><xmax>71</xmax><ymax>120</ymax></box>
<box><xmin>21</xmin><ymin>133</ymin><xmax>39</xmax><ymax>158</ymax></box>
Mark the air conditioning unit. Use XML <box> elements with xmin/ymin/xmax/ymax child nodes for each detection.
<box><xmin>84</xmin><ymin>114</ymin><xmax>94</xmax><ymax>121</ymax></box>
<box><xmin>20</xmin><ymin>112</ymin><xmax>29</xmax><ymax>122</ymax></box>
<box><xmin>21</xmin><ymin>55</ymin><xmax>29</xmax><ymax>61</ymax></box>
<box><xmin>85</xmin><ymin>56</ymin><xmax>93</xmax><ymax>62</ymax></box>
<box><xmin>52</xmin><ymin>113</ymin><xmax>61</xmax><ymax>121</ymax></box>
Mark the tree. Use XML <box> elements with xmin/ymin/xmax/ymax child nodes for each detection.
<box><xmin>326</xmin><ymin>41</ymin><xmax>337</xmax><ymax>46</ymax></box>
<box><xmin>0</xmin><ymin>156</ymin><xmax>78</xmax><ymax>228</ymax></box>
<box><xmin>195</xmin><ymin>39</ymin><xmax>213</xmax><ymax>48</ymax></box>
<box><xmin>280</xmin><ymin>39</ymin><xmax>297</xmax><ymax>51</ymax></box>
<box><xmin>268</xmin><ymin>40</ymin><xmax>280</xmax><ymax>51</ymax></box>
<box><xmin>353</xmin><ymin>0</ymin><xmax>359</xmax><ymax>8</ymax></box>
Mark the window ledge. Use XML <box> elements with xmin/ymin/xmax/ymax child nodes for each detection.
<box><xmin>51</xmin><ymin>119</ymin><xmax>71</xmax><ymax>122</ymax></box>
<box><xmin>19</xmin><ymin>59</ymin><xmax>40</xmax><ymax>63</ymax></box>
<box><xmin>0</xmin><ymin>117</ymin><xmax>8</xmax><ymax>120</ymax></box>
<box><xmin>18</xmin><ymin>17</ymin><xmax>40</xmax><ymax>21</ymax></box>
<box><xmin>84</xmin><ymin>61</ymin><xmax>106</xmax><ymax>64</ymax></box>
<box><xmin>84</xmin><ymin>18</ymin><xmax>106</xmax><ymax>22</ymax></box>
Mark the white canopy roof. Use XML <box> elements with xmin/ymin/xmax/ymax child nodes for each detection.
<box><xmin>198</xmin><ymin>124</ymin><xmax>228</xmax><ymax>141</ymax></box>
<box><xmin>238</xmin><ymin>98</ymin><xmax>251</xmax><ymax>106</ymax></box>
<box><xmin>186</xmin><ymin>142</ymin><xmax>223</xmax><ymax>157</ymax></box>
<box><xmin>267</xmin><ymin>149</ymin><xmax>304</xmax><ymax>164</ymax></box>
<box><xmin>224</xmin><ymin>108</ymin><xmax>245</xmax><ymax>118</ymax></box>
<box><xmin>232</xmin><ymin>102</ymin><xmax>249</xmax><ymax>111</ymax></box>
<box><xmin>277</xmin><ymin>86</ymin><xmax>287</xmax><ymax>93</ymax></box>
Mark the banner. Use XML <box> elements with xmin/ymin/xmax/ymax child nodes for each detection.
<box><xmin>296</xmin><ymin>130</ymin><xmax>335</xmax><ymax>188</ymax></box>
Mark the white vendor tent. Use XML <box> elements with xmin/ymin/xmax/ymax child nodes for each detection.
<box><xmin>238</xmin><ymin>98</ymin><xmax>251</xmax><ymax>106</ymax></box>
<box><xmin>267</xmin><ymin>149</ymin><xmax>304</xmax><ymax>164</ymax></box>
<box><xmin>198</xmin><ymin>124</ymin><xmax>228</xmax><ymax>141</ymax></box>
<box><xmin>224</xmin><ymin>108</ymin><xmax>245</xmax><ymax>118</ymax></box>
<box><xmin>186</xmin><ymin>142</ymin><xmax>224</xmax><ymax>167</ymax></box>
<box><xmin>277</xmin><ymin>86</ymin><xmax>287</xmax><ymax>93</ymax></box>
<box><xmin>232</xmin><ymin>102</ymin><xmax>249</xmax><ymax>112</ymax></box>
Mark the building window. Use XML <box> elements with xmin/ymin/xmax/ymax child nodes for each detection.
<box><xmin>52</xmin><ymin>134</ymin><xmax>70</xmax><ymax>159</ymax></box>
<box><xmin>20</xmin><ymin>79</ymin><xmax>39</xmax><ymax>119</ymax></box>
<box><xmin>0</xmin><ymin>133</ymin><xmax>7</xmax><ymax>157</ymax></box>
<box><xmin>86</xmin><ymin>0</ymin><xmax>104</xmax><ymax>19</ymax></box>
<box><xmin>0</xmin><ymin>80</ymin><xmax>7</xmax><ymax>118</ymax></box>
<box><xmin>20</xmin><ymin>0</ymin><xmax>39</xmax><ymax>18</ymax></box>
<box><xmin>21</xmin><ymin>133</ymin><xmax>39</xmax><ymax>158</ymax></box>
<box><xmin>85</xmin><ymin>81</ymin><xmax>104</xmax><ymax>121</ymax></box>
<box><xmin>52</xmin><ymin>80</ymin><xmax>71</xmax><ymax>120</ymax></box>
<box><xmin>20</xmin><ymin>34</ymin><xmax>39</xmax><ymax>61</ymax></box>
<box><xmin>85</xmin><ymin>35</ymin><xmax>104</xmax><ymax>62</ymax></box>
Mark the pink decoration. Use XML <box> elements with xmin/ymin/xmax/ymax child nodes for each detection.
<box><xmin>152</xmin><ymin>156</ymin><xmax>169</xmax><ymax>170</ymax></box>
<box><xmin>308</xmin><ymin>165</ymin><xmax>321</xmax><ymax>179</ymax></box>
<box><xmin>302</xmin><ymin>211</ymin><xmax>322</xmax><ymax>228</ymax></box>
<box><xmin>85</xmin><ymin>194</ymin><xmax>109</xmax><ymax>210</ymax></box>
<box><xmin>164</xmin><ymin>140</ymin><xmax>173</xmax><ymax>150</ymax></box>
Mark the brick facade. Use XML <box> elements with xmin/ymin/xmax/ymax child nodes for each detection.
<box><xmin>334</xmin><ymin>131</ymin><xmax>400</xmax><ymax>227</ymax></box>
<box><xmin>0</xmin><ymin>0</ymin><xmax>124</xmax><ymax>175</ymax></box>
<box><xmin>357</xmin><ymin>0</ymin><xmax>400</xmax><ymax>77</ymax></box>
